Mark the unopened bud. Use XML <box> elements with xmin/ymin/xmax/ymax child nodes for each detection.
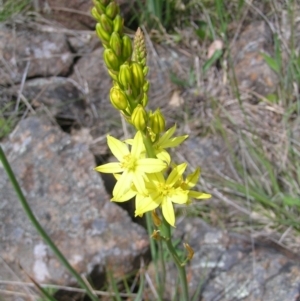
<box><xmin>149</xmin><ymin>109</ymin><xmax>165</xmax><ymax>134</ymax></box>
<box><xmin>99</xmin><ymin>0</ymin><xmax>110</xmax><ymax>5</ymax></box>
<box><xmin>100</xmin><ymin>14</ymin><xmax>113</xmax><ymax>34</ymax></box>
<box><xmin>131</xmin><ymin>105</ymin><xmax>147</xmax><ymax>131</ymax></box>
<box><xmin>106</xmin><ymin>1</ymin><xmax>119</xmax><ymax>19</ymax></box>
<box><xmin>103</xmin><ymin>48</ymin><xmax>120</xmax><ymax>71</ymax></box>
<box><xmin>92</xmin><ymin>0</ymin><xmax>105</xmax><ymax>14</ymax></box>
<box><xmin>143</xmin><ymin>66</ymin><xmax>149</xmax><ymax>76</ymax></box>
<box><xmin>110</xmin><ymin>32</ymin><xmax>122</xmax><ymax>57</ymax></box>
<box><xmin>131</xmin><ymin>62</ymin><xmax>144</xmax><ymax>89</ymax></box>
<box><xmin>110</xmin><ymin>87</ymin><xmax>128</xmax><ymax>110</ymax></box>
<box><xmin>143</xmin><ymin>81</ymin><xmax>149</xmax><ymax>93</ymax></box>
<box><xmin>96</xmin><ymin>23</ymin><xmax>110</xmax><ymax>44</ymax></box>
<box><xmin>91</xmin><ymin>7</ymin><xmax>102</xmax><ymax>22</ymax></box>
<box><xmin>113</xmin><ymin>15</ymin><xmax>123</xmax><ymax>34</ymax></box>
<box><xmin>118</xmin><ymin>64</ymin><xmax>133</xmax><ymax>87</ymax></box>
<box><xmin>183</xmin><ymin>243</ymin><xmax>194</xmax><ymax>260</ymax></box>
<box><xmin>141</xmin><ymin>93</ymin><xmax>148</xmax><ymax>107</ymax></box>
<box><xmin>107</xmin><ymin>69</ymin><xmax>119</xmax><ymax>81</ymax></box>
<box><xmin>122</xmin><ymin>35</ymin><xmax>133</xmax><ymax>62</ymax></box>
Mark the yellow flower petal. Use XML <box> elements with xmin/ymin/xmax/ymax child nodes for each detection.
<box><xmin>160</xmin><ymin>135</ymin><xmax>188</xmax><ymax>148</ymax></box>
<box><xmin>189</xmin><ymin>191</ymin><xmax>212</xmax><ymax>199</ymax></box>
<box><xmin>136</xmin><ymin>159</ymin><xmax>167</xmax><ymax>173</ymax></box>
<box><xmin>107</xmin><ymin>135</ymin><xmax>130</xmax><ymax>162</ymax></box>
<box><xmin>135</xmin><ymin>194</ymin><xmax>160</xmax><ymax>216</ymax></box>
<box><xmin>94</xmin><ymin>162</ymin><xmax>122</xmax><ymax>173</ymax></box>
<box><xmin>131</xmin><ymin>131</ymin><xmax>144</xmax><ymax>157</ymax></box>
<box><xmin>156</xmin><ymin>149</ymin><xmax>171</xmax><ymax>164</ymax></box>
<box><xmin>185</xmin><ymin>168</ymin><xmax>200</xmax><ymax>188</ymax></box>
<box><xmin>112</xmin><ymin>186</ymin><xmax>136</xmax><ymax>202</ymax></box>
<box><xmin>113</xmin><ymin>171</ymin><xmax>133</xmax><ymax>199</ymax></box>
<box><xmin>162</xmin><ymin>198</ymin><xmax>175</xmax><ymax>227</ymax></box>
<box><xmin>158</xmin><ymin>124</ymin><xmax>176</xmax><ymax>146</ymax></box>
<box><xmin>166</xmin><ymin>163</ymin><xmax>187</xmax><ymax>186</ymax></box>
<box><xmin>170</xmin><ymin>189</ymin><xmax>188</xmax><ymax>204</ymax></box>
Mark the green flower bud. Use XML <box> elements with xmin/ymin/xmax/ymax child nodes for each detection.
<box><xmin>106</xmin><ymin>1</ymin><xmax>119</xmax><ymax>19</ymax></box>
<box><xmin>91</xmin><ymin>7</ymin><xmax>102</xmax><ymax>21</ymax></box>
<box><xmin>100</xmin><ymin>14</ymin><xmax>113</xmax><ymax>34</ymax></box>
<box><xmin>143</xmin><ymin>66</ymin><xmax>149</xmax><ymax>76</ymax></box>
<box><xmin>122</xmin><ymin>35</ymin><xmax>133</xmax><ymax>62</ymax></box>
<box><xmin>149</xmin><ymin>109</ymin><xmax>165</xmax><ymax>134</ymax></box>
<box><xmin>103</xmin><ymin>48</ymin><xmax>120</xmax><ymax>71</ymax></box>
<box><xmin>141</xmin><ymin>93</ymin><xmax>148</xmax><ymax>107</ymax></box>
<box><xmin>110</xmin><ymin>86</ymin><xmax>128</xmax><ymax>110</ymax></box>
<box><xmin>132</xmin><ymin>27</ymin><xmax>147</xmax><ymax>67</ymax></box>
<box><xmin>110</xmin><ymin>32</ymin><xmax>122</xmax><ymax>57</ymax></box>
<box><xmin>96</xmin><ymin>23</ymin><xmax>110</xmax><ymax>44</ymax></box>
<box><xmin>118</xmin><ymin>64</ymin><xmax>133</xmax><ymax>87</ymax></box>
<box><xmin>107</xmin><ymin>69</ymin><xmax>119</xmax><ymax>81</ymax></box>
<box><xmin>131</xmin><ymin>105</ymin><xmax>147</xmax><ymax>131</ymax></box>
<box><xmin>143</xmin><ymin>81</ymin><xmax>149</xmax><ymax>93</ymax></box>
<box><xmin>92</xmin><ymin>0</ymin><xmax>106</xmax><ymax>14</ymax></box>
<box><xmin>113</xmin><ymin>15</ymin><xmax>123</xmax><ymax>34</ymax></box>
<box><xmin>99</xmin><ymin>0</ymin><xmax>110</xmax><ymax>5</ymax></box>
<box><xmin>131</xmin><ymin>62</ymin><xmax>144</xmax><ymax>89</ymax></box>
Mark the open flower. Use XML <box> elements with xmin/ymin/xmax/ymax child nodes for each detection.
<box><xmin>94</xmin><ymin>131</ymin><xmax>167</xmax><ymax>200</ymax></box>
<box><xmin>153</xmin><ymin>124</ymin><xmax>188</xmax><ymax>164</ymax></box>
<box><xmin>135</xmin><ymin>163</ymin><xmax>189</xmax><ymax>227</ymax></box>
<box><xmin>177</xmin><ymin>168</ymin><xmax>212</xmax><ymax>204</ymax></box>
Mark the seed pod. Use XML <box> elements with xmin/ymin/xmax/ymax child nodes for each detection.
<box><xmin>103</xmin><ymin>48</ymin><xmax>120</xmax><ymax>71</ymax></box>
<box><xmin>100</xmin><ymin>14</ymin><xmax>113</xmax><ymax>34</ymax></box>
<box><xmin>113</xmin><ymin>15</ymin><xmax>123</xmax><ymax>34</ymax></box>
<box><xmin>121</xmin><ymin>35</ymin><xmax>133</xmax><ymax>62</ymax></box>
<box><xmin>96</xmin><ymin>23</ymin><xmax>110</xmax><ymax>44</ymax></box>
<box><xmin>149</xmin><ymin>108</ymin><xmax>165</xmax><ymax>134</ymax></box>
<box><xmin>131</xmin><ymin>105</ymin><xmax>147</xmax><ymax>131</ymax></box>
<box><xmin>131</xmin><ymin>62</ymin><xmax>144</xmax><ymax>89</ymax></box>
<box><xmin>91</xmin><ymin>7</ymin><xmax>102</xmax><ymax>22</ymax></box>
<box><xmin>110</xmin><ymin>87</ymin><xmax>128</xmax><ymax>110</ymax></box>
<box><xmin>118</xmin><ymin>64</ymin><xmax>133</xmax><ymax>87</ymax></box>
<box><xmin>110</xmin><ymin>32</ymin><xmax>122</xmax><ymax>57</ymax></box>
<box><xmin>106</xmin><ymin>1</ymin><xmax>119</xmax><ymax>19</ymax></box>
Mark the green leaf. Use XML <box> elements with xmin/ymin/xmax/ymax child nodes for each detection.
<box><xmin>202</xmin><ymin>49</ymin><xmax>223</xmax><ymax>73</ymax></box>
<box><xmin>261</xmin><ymin>53</ymin><xmax>280</xmax><ymax>73</ymax></box>
<box><xmin>283</xmin><ymin>196</ymin><xmax>300</xmax><ymax>207</ymax></box>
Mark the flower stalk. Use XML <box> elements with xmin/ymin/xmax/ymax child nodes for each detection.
<box><xmin>91</xmin><ymin>0</ymin><xmax>211</xmax><ymax>299</ymax></box>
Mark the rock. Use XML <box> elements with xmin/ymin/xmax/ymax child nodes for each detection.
<box><xmin>0</xmin><ymin>116</ymin><xmax>149</xmax><ymax>299</ymax></box>
<box><xmin>231</xmin><ymin>21</ymin><xmax>279</xmax><ymax>96</ymax></box>
<box><xmin>70</xmin><ymin>48</ymin><xmax>124</xmax><ymax>153</ymax></box>
<box><xmin>37</xmin><ymin>0</ymin><xmax>136</xmax><ymax>30</ymax></box>
<box><xmin>0</xmin><ymin>25</ymin><xmax>73</xmax><ymax>86</ymax></box>
<box><xmin>155</xmin><ymin>218</ymin><xmax>300</xmax><ymax>300</ymax></box>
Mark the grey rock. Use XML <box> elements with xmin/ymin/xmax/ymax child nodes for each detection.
<box><xmin>231</xmin><ymin>21</ymin><xmax>279</xmax><ymax>96</ymax></box>
<box><xmin>0</xmin><ymin>116</ymin><xmax>149</xmax><ymax>299</ymax></box>
<box><xmin>0</xmin><ymin>25</ymin><xmax>73</xmax><ymax>86</ymax></box>
<box><xmin>163</xmin><ymin>218</ymin><xmax>300</xmax><ymax>301</ymax></box>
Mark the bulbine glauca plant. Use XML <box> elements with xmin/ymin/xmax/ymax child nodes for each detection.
<box><xmin>91</xmin><ymin>0</ymin><xmax>211</xmax><ymax>299</ymax></box>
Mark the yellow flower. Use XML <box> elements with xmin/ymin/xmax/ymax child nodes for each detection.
<box><xmin>177</xmin><ymin>168</ymin><xmax>212</xmax><ymax>203</ymax></box>
<box><xmin>153</xmin><ymin>124</ymin><xmax>188</xmax><ymax>164</ymax></box>
<box><xmin>94</xmin><ymin>131</ymin><xmax>167</xmax><ymax>200</ymax></box>
<box><xmin>135</xmin><ymin>163</ymin><xmax>189</xmax><ymax>227</ymax></box>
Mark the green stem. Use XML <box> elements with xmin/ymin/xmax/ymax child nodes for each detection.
<box><xmin>0</xmin><ymin>146</ymin><xmax>99</xmax><ymax>301</ymax></box>
<box><xmin>141</xmin><ymin>134</ymin><xmax>189</xmax><ymax>301</ymax></box>
<box><xmin>159</xmin><ymin>218</ymin><xmax>189</xmax><ymax>301</ymax></box>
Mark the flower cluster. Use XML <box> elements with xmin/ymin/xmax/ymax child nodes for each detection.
<box><xmin>92</xmin><ymin>0</ymin><xmax>211</xmax><ymax>227</ymax></box>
